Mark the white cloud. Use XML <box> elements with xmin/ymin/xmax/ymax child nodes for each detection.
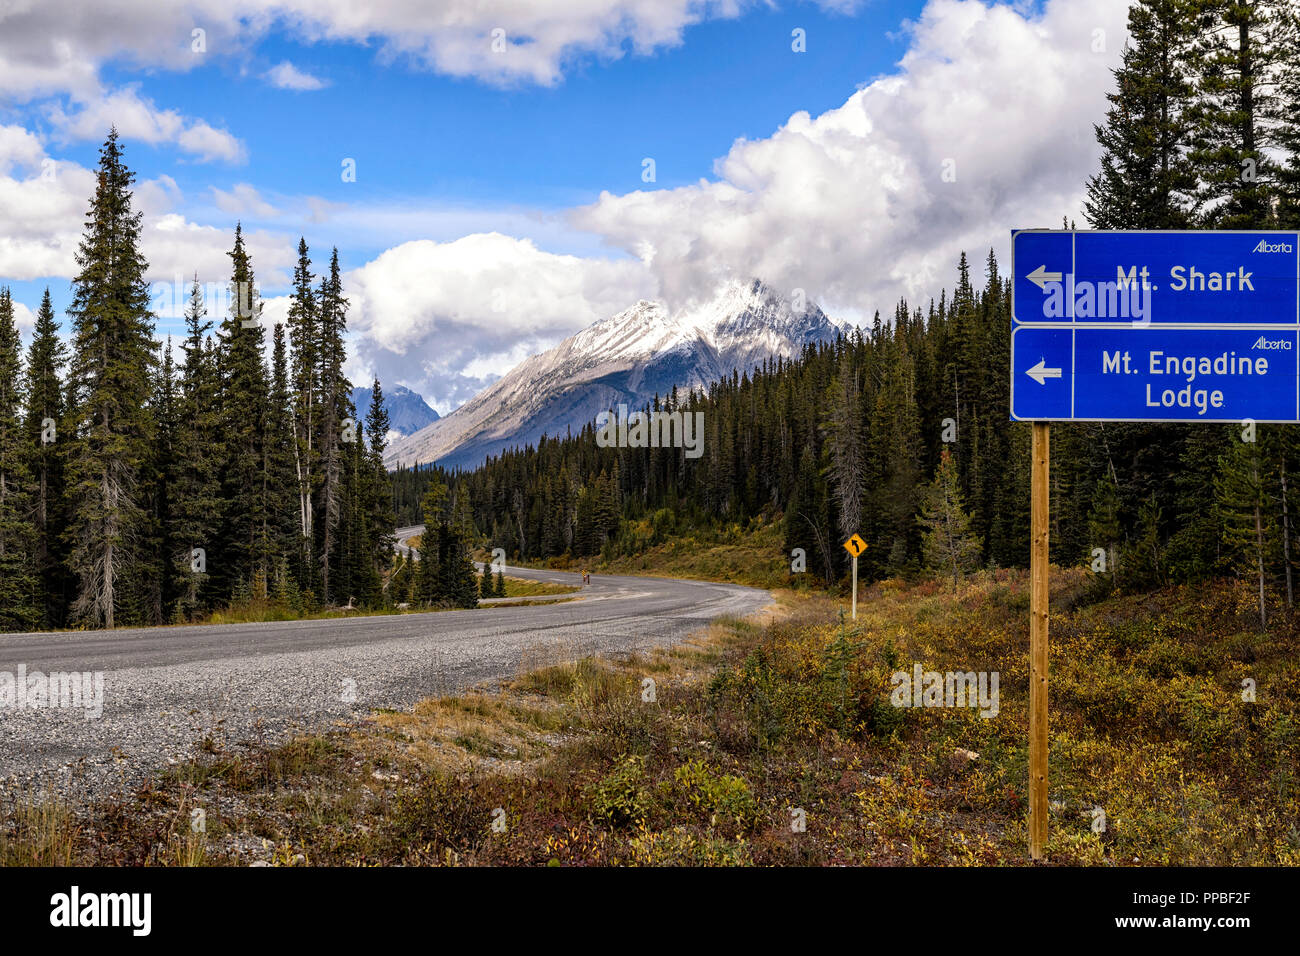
<box><xmin>175</xmin><ymin>120</ymin><xmax>246</xmax><ymax>163</ymax></box>
<box><xmin>573</xmin><ymin>0</ymin><xmax>1132</xmax><ymax>314</ymax></box>
<box><xmin>288</xmin><ymin>0</ymin><xmax>740</xmax><ymax>87</ymax></box>
<box><xmin>265</xmin><ymin>60</ymin><xmax>328</xmax><ymax>91</ymax></box>
<box><xmin>0</xmin><ymin>2</ymin><xmax>213</xmax><ymax>101</ymax></box>
<box><xmin>0</xmin><ymin>123</ymin><xmax>290</xmax><ymax>285</ymax></box>
<box><xmin>211</xmin><ymin>183</ymin><xmax>280</xmax><ymax>218</ymax></box>
<box><xmin>0</xmin><ymin>125</ymin><xmax>45</xmax><ymax>174</ymax></box>
<box><xmin>0</xmin><ymin>127</ymin><xmax>97</xmax><ymax>281</ymax></box>
<box><xmin>345</xmin><ymin>233</ymin><xmax>654</xmax><ymax>407</ymax></box>
<box><xmin>47</xmin><ymin>87</ymin><xmax>245</xmax><ymax>163</ymax></box>
<box><xmin>144</xmin><ymin>215</ymin><xmax>295</xmax><ymax>289</ymax></box>
<box><xmin>0</xmin><ymin>0</ymin><xmax>857</xmax><ymax>95</ymax></box>
<box><xmin>11</xmin><ymin>299</ymin><xmax>36</xmax><ymax>334</ymax></box>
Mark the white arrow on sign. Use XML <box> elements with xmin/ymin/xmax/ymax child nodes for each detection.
<box><xmin>1026</xmin><ymin>264</ymin><xmax>1063</xmax><ymax>291</ymax></box>
<box><xmin>1026</xmin><ymin>358</ymin><xmax>1062</xmax><ymax>385</ymax></box>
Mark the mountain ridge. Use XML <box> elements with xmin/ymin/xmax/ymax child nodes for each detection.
<box><xmin>385</xmin><ymin>278</ymin><xmax>842</xmax><ymax>470</ymax></box>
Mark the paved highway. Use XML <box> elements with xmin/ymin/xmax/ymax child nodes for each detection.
<box><xmin>0</xmin><ymin>560</ymin><xmax>771</xmax><ymax>802</ymax></box>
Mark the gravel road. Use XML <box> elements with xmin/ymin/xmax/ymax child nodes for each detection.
<box><xmin>0</xmin><ymin>565</ymin><xmax>771</xmax><ymax>805</ymax></box>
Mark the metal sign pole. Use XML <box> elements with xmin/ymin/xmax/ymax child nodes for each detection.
<box><xmin>851</xmin><ymin>555</ymin><xmax>858</xmax><ymax>620</ymax></box>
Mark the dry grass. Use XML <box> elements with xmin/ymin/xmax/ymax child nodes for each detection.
<box><xmin>5</xmin><ymin>572</ymin><xmax>1296</xmax><ymax>866</ymax></box>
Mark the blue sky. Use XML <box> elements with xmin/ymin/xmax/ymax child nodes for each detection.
<box><xmin>0</xmin><ymin>0</ymin><xmax>1126</xmax><ymax>410</ymax></box>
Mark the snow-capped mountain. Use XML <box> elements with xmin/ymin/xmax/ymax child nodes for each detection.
<box><xmin>351</xmin><ymin>384</ymin><xmax>439</xmax><ymax>441</ymax></box>
<box><xmin>384</xmin><ymin>278</ymin><xmax>842</xmax><ymax>470</ymax></box>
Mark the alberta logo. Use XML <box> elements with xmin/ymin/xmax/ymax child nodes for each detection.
<box><xmin>1251</xmin><ymin>239</ymin><xmax>1294</xmax><ymax>253</ymax></box>
<box><xmin>1252</xmin><ymin>336</ymin><xmax>1293</xmax><ymax>350</ymax></box>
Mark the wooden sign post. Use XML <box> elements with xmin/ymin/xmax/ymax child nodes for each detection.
<box><xmin>1029</xmin><ymin>422</ymin><xmax>1050</xmax><ymax>861</ymax></box>
<box><xmin>842</xmin><ymin>534</ymin><xmax>867</xmax><ymax>620</ymax></box>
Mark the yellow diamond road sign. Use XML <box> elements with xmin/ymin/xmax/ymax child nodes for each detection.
<box><xmin>843</xmin><ymin>534</ymin><xmax>867</xmax><ymax>558</ymax></box>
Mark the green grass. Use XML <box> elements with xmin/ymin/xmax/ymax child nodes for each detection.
<box><xmin>493</xmin><ymin>576</ymin><xmax>580</xmax><ymax>598</ymax></box>
<box><xmin>502</xmin><ymin>516</ymin><xmax>797</xmax><ymax>590</ymax></box>
<box><xmin>200</xmin><ymin>602</ymin><xmax>402</xmax><ymax>626</ymax></box>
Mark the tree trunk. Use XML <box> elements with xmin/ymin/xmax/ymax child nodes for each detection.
<box><xmin>1281</xmin><ymin>461</ymin><xmax>1293</xmax><ymax>608</ymax></box>
<box><xmin>1253</xmin><ymin>458</ymin><xmax>1266</xmax><ymax>628</ymax></box>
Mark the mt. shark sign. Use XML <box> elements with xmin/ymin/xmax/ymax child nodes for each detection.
<box><xmin>1010</xmin><ymin>229</ymin><xmax>1300</xmax><ymax>422</ymax></box>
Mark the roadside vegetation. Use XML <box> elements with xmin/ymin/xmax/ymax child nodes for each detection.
<box><xmin>5</xmin><ymin>567</ymin><xmax>1295</xmax><ymax>866</ymax></box>
<box><xmin>486</xmin><ymin>577</ymin><xmax>580</xmax><ymax>599</ymax></box>
<box><xmin>501</xmin><ymin>516</ymin><xmax>795</xmax><ymax>591</ymax></box>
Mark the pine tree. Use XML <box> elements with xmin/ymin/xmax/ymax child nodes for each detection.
<box><xmin>363</xmin><ymin>378</ymin><xmax>395</xmax><ymax>603</ymax></box>
<box><xmin>1188</xmin><ymin>0</ymin><xmax>1289</xmax><ymax>227</ymax></box>
<box><xmin>446</xmin><ymin>486</ymin><xmax>481</xmax><ymax>607</ymax></box>
<box><xmin>1273</xmin><ymin>1</ymin><xmax>1300</xmax><ymax>225</ymax></box>
<box><xmin>143</xmin><ymin>338</ymin><xmax>178</xmax><ymax>623</ymax></box>
<box><xmin>823</xmin><ymin>366</ymin><xmax>866</xmax><ymax>559</ymax></box>
<box><xmin>785</xmin><ymin>444</ymin><xmax>835</xmax><ymax>585</ymax></box>
<box><xmin>214</xmin><ymin>224</ymin><xmax>272</xmax><ymax>598</ymax></box>
<box><xmin>1215</xmin><ymin>435</ymin><xmax>1272</xmax><ymax>626</ymax></box>
<box><xmin>417</xmin><ymin>479</ymin><xmax>449</xmax><ymax>605</ymax></box>
<box><xmin>495</xmin><ymin>568</ymin><xmax>506</xmax><ymax>597</ymax></box>
<box><xmin>22</xmin><ymin>288</ymin><xmax>69</xmax><ymax>627</ymax></box>
<box><xmin>870</xmin><ymin>339</ymin><xmax>923</xmax><ymax>572</ymax></box>
<box><xmin>1087</xmin><ymin>472</ymin><xmax>1124</xmax><ymax>588</ymax></box>
<box><xmin>391</xmin><ymin>552</ymin><xmax>414</xmax><ymax>605</ymax></box>
<box><xmin>1084</xmin><ymin>0</ymin><xmax>1197</xmax><ymax>228</ymax></box>
<box><xmin>170</xmin><ymin>277</ymin><xmax>222</xmax><ymax>618</ymax></box>
<box><xmin>286</xmin><ymin>238</ymin><xmax>319</xmax><ymax>590</ymax></box>
<box><xmin>918</xmin><ymin>449</ymin><xmax>982</xmax><ymax>590</ymax></box>
<box><xmin>315</xmin><ymin>248</ymin><xmax>353</xmax><ymax>602</ymax></box>
<box><xmin>63</xmin><ymin>130</ymin><xmax>157</xmax><ymax>629</ymax></box>
<box><xmin>266</xmin><ymin>322</ymin><xmax>302</xmax><ymax>589</ymax></box>
<box><xmin>0</xmin><ymin>288</ymin><xmax>39</xmax><ymax>630</ymax></box>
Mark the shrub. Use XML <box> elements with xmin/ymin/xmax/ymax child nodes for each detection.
<box><xmin>671</xmin><ymin>759</ymin><xmax>759</xmax><ymax>832</ymax></box>
<box><xmin>587</xmin><ymin>755</ymin><xmax>650</xmax><ymax>828</ymax></box>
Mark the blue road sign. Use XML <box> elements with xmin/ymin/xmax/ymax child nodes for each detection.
<box><xmin>1011</xmin><ymin>230</ymin><xmax>1300</xmax><ymax>422</ymax></box>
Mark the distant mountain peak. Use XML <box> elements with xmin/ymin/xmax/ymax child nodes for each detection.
<box><xmin>385</xmin><ymin>278</ymin><xmax>840</xmax><ymax>470</ymax></box>
<box><xmin>352</xmin><ymin>383</ymin><xmax>439</xmax><ymax>439</ymax></box>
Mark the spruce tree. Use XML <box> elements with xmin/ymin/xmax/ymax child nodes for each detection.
<box><xmin>870</xmin><ymin>339</ymin><xmax>923</xmax><ymax>572</ymax></box>
<box><xmin>315</xmin><ymin>248</ymin><xmax>353</xmax><ymax>602</ymax></box>
<box><xmin>363</xmin><ymin>378</ymin><xmax>395</xmax><ymax>602</ymax></box>
<box><xmin>390</xmin><ymin>552</ymin><xmax>413</xmax><ymax>605</ymax></box>
<box><xmin>143</xmin><ymin>338</ymin><xmax>178</xmax><ymax>623</ymax></box>
<box><xmin>1084</xmin><ymin>0</ymin><xmax>1197</xmax><ymax>228</ymax></box>
<box><xmin>286</xmin><ymin>238</ymin><xmax>319</xmax><ymax>589</ymax></box>
<box><xmin>1087</xmin><ymin>472</ymin><xmax>1124</xmax><ymax>588</ymax></box>
<box><xmin>1273</xmin><ymin>1</ymin><xmax>1300</xmax><ymax>225</ymax></box>
<box><xmin>823</xmin><ymin>367</ymin><xmax>866</xmax><ymax>559</ymax></box>
<box><xmin>1215</xmin><ymin>435</ymin><xmax>1272</xmax><ymax>626</ymax></box>
<box><xmin>418</xmin><ymin>479</ymin><xmax>450</xmax><ymax>605</ymax></box>
<box><xmin>1188</xmin><ymin>0</ymin><xmax>1289</xmax><ymax>227</ymax></box>
<box><xmin>23</xmin><ymin>287</ymin><xmax>69</xmax><ymax>627</ymax></box>
<box><xmin>918</xmin><ymin>449</ymin><xmax>982</xmax><ymax>591</ymax></box>
<box><xmin>170</xmin><ymin>277</ymin><xmax>222</xmax><ymax>618</ymax></box>
<box><xmin>63</xmin><ymin>130</ymin><xmax>157</xmax><ymax>629</ymax></box>
<box><xmin>214</xmin><ymin>224</ymin><xmax>272</xmax><ymax>598</ymax></box>
<box><xmin>0</xmin><ymin>288</ymin><xmax>39</xmax><ymax>630</ymax></box>
<box><xmin>267</xmin><ymin>323</ymin><xmax>301</xmax><ymax>585</ymax></box>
